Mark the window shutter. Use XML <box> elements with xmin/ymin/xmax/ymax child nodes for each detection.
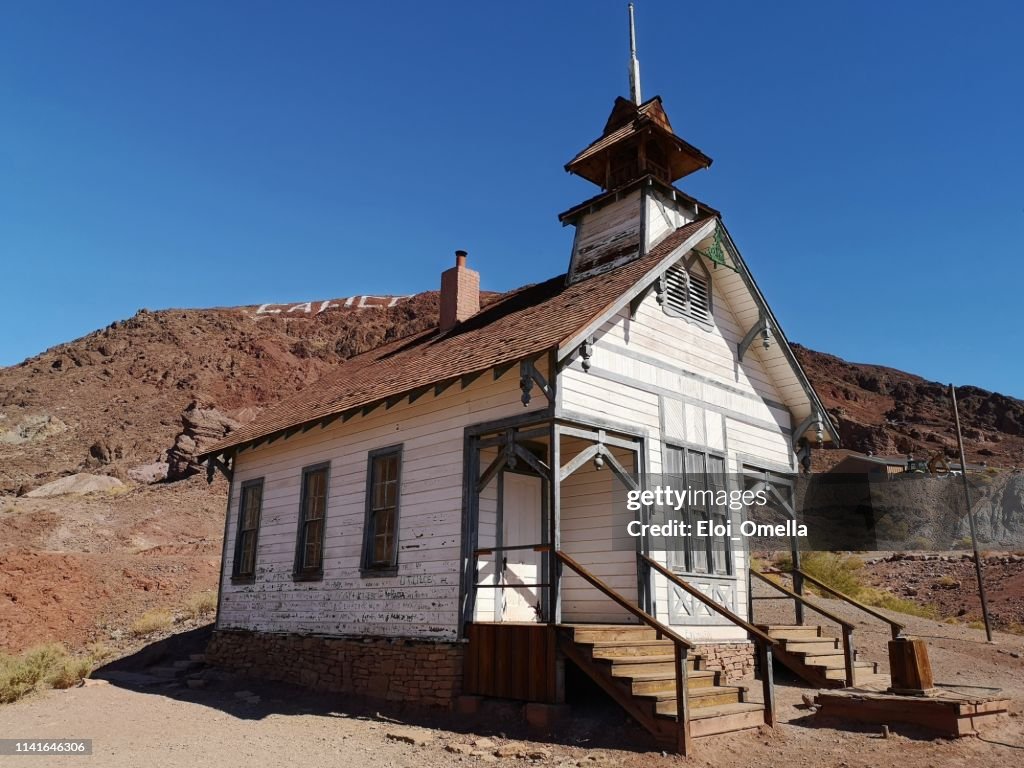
<box><xmin>663</xmin><ymin>263</ymin><xmax>712</xmax><ymax>325</ymax></box>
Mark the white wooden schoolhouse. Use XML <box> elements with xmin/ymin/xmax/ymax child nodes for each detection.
<box><xmin>198</xmin><ymin>16</ymin><xmax>837</xmax><ymax>751</ymax></box>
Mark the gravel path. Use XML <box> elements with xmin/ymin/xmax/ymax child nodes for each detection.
<box><xmin>1</xmin><ymin>606</ymin><xmax>1023</xmax><ymax>768</ymax></box>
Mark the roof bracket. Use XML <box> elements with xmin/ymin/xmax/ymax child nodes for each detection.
<box><xmin>519</xmin><ymin>358</ymin><xmax>553</xmax><ymax>407</ymax></box>
<box><xmin>738</xmin><ymin>312</ymin><xmax>772</xmax><ymax>362</ymax></box>
<box><xmin>793</xmin><ymin>411</ymin><xmax>825</xmax><ymax>448</ymax></box>
<box><xmin>579</xmin><ymin>337</ymin><xmax>595</xmax><ymax>372</ymax></box>
<box><xmin>494</xmin><ymin>361</ymin><xmax>517</xmax><ymax>381</ymax></box>
<box><xmin>461</xmin><ymin>370</ymin><xmax>485</xmax><ymax>390</ymax></box>
<box><xmin>630</xmin><ymin>280</ymin><xmax>656</xmax><ymax>319</ymax></box>
<box><xmin>205</xmin><ymin>453</ymin><xmax>233</xmax><ymax>483</ymax></box>
<box><xmin>408</xmin><ymin>385</ymin><xmax>431</xmax><ymax>404</ymax></box>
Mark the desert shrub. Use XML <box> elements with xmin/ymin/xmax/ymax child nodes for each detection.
<box><xmin>857</xmin><ymin>588</ymin><xmax>938</xmax><ymax>619</ymax></box>
<box><xmin>46</xmin><ymin>657</ymin><xmax>92</xmax><ymax>689</ymax></box>
<box><xmin>0</xmin><ymin>644</ymin><xmax>94</xmax><ymax>704</ymax></box>
<box><xmin>130</xmin><ymin>610</ymin><xmax>174</xmax><ymax>637</ymax></box>
<box><xmin>85</xmin><ymin>642</ymin><xmax>114</xmax><ymax>662</ymax></box>
<box><xmin>183</xmin><ymin>592</ymin><xmax>217</xmax><ymax>619</ymax></box>
<box><xmin>936</xmin><ymin>575</ymin><xmax>959</xmax><ymax>587</ymax></box>
<box><xmin>798</xmin><ymin>552</ymin><xmax>865</xmax><ymax>597</ymax></box>
<box><xmin>777</xmin><ymin>551</ymin><xmax>939</xmax><ymax>620</ymax></box>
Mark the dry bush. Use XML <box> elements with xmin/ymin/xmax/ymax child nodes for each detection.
<box><xmin>183</xmin><ymin>592</ymin><xmax>217</xmax><ymax>619</ymax></box>
<box><xmin>46</xmin><ymin>657</ymin><xmax>92</xmax><ymax>689</ymax></box>
<box><xmin>776</xmin><ymin>551</ymin><xmax>938</xmax><ymax>620</ymax></box>
<box><xmin>0</xmin><ymin>643</ymin><xmax>93</xmax><ymax>704</ymax></box>
<box><xmin>130</xmin><ymin>609</ymin><xmax>174</xmax><ymax>637</ymax></box>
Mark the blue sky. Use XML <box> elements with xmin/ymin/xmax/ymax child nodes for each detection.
<box><xmin>1</xmin><ymin>1</ymin><xmax>1021</xmax><ymax>397</ymax></box>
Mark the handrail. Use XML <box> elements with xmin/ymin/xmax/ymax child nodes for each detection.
<box><xmin>555</xmin><ymin>551</ymin><xmax>693</xmax><ymax>650</ymax></box>
<box><xmin>750</xmin><ymin>569</ymin><xmax>857</xmax><ymax>687</ymax></box>
<box><xmin>555</xmin><ymin>550</ymin><xmax>693</xmax><ymax>754</ymax></box>
<box><xmin>640</xmin><ymin>555</ymin><xmax>775</xmax><ymax>645</ymax></box>
<box><xmin>750</xmin><ymin>569</ymin><xmax>854</xmax><ymax>630</ymax></box>
<box><xmin>641</xmin><ymin>554</ymin><xmax>775</xmax><ymax>726</ymax></box>
<box><xmin>789</xmin><ymin>568</ymin><xmax>904</xmax><ymax>640</ymax></box>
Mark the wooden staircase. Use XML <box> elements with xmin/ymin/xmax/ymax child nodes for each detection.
<box><xmin>559</xmin><ymin>624</ymin><xmax>767</xmax><ymax>747</ymax></box>
<box><xmin>756</xmin><ymin>624</ymin><xmax>885</xmax><ymax>688</ymax></box>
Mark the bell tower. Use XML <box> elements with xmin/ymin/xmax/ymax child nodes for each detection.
<box><xmin>561</xmin><ymin>4</ymin><xmax>715</xmax><ymax>284</ymax></box>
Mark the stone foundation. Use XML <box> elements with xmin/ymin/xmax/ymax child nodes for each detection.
<box><xmin>694</xmin><ymin>642</ymin><xmax>755</xmax><ymax>682</ymax></box>
<box><xmin>206</xmin><ymin>629</ymin><xmax>464</xmax><ymax>708</ymax></box>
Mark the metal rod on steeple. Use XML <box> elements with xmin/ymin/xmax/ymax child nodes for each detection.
<box><xmin>628</xmin><ymin>3</ymin><xmax>642</xmax><ymax>105</ymax></box>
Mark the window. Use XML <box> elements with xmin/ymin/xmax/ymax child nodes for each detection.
<box><xmin>362</xmin><ymin>445</ymin><xmax>402</xmax><ymax>572</ymax></box>
<box><xmin>663</xmin><ymin>260</ymin><xmax>712</xmax><ymax>325</ymax></box>
<box><xmin>232</xmin><ymin>478</ymin><xmax>263</xmax><ymax>581</ymax></box>
<box><xmin>664</xmin><ymin>445</ymin><xmax>731</xmax><ymax>575</ymax></box>
<box><xmin>294</xmin><ymin>463</ymin><xmax>329</xmax><ymax>580</ymax></box>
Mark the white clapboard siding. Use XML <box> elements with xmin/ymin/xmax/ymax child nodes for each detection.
<box><xmin>559</xmin><ymin>439</ymin><xmax>640</xmax><ymax>623</ymax></box>
<box><xmin>220</xmin><ymin>364</ymin><xmax>547</xmax><ymax>640</ymax></box>
<box><xmin>558</xmin><ymin>247</ymin><xmax>799</xmax><ymax>641</ymax></box>
<box><xmin>645</xmin><ymin>188</ymin><xmax>698</xmax><ymax>251</ymax></box>
<box><xmin>569</xmin><ymin>189</ymin><xmax>643</xmax><ymax>281</ymax></box>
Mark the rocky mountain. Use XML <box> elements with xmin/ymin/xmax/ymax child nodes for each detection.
<box><xmin>794</xmin><ymin>346</ymin><xmax>1024</xmax><ymax>468</ymax></box>
<box><xmin>1</xmin><ymin>298</ymin><xmax>1020</xmax><ymax>496</ymax></box>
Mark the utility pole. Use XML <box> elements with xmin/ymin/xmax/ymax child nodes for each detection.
<box><xmin>950</xmin><ymin>383</ymin><xmax>994</xmax><ymax>643</ymax></box>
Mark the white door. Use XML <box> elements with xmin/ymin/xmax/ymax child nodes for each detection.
<box><xmin>500</xmin><ymin>472</ymin><xmax>543</xmax><ymax>622</ymax></box>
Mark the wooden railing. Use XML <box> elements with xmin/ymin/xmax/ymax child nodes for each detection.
<box><xmin>750</xmin><ymin>569</ymin><xmax>858</xmax><ymax>687</ymax></box>
<box><xmin>789</xmin><ymin>568</ymin><xmax>904</xmax><ymax>641</ymax></box>
<box><xmin>471</xmin><ymin>543</ymin><xmax>553</xmax><ymax>591</ymax></box>
<box><xmin>639</xmin><ymin>554</ymin><xmax>776</xmax><ymax>726</ymax></box>
<box><xmin>554</xmin><ymin>550</ymin><xmax>694</xmax><ymax>755</ymax></box>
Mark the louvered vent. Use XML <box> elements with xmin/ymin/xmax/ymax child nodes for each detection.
<box><xmin>663</xmin><ymin>264</ymin><xmax>712</xmax><ymax>325</ymax></box>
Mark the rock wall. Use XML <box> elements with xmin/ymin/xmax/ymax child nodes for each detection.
<box><xmin>696</xmin><ymin>642</ymin><xmax>755</xmax><ymax>682</ymax></box>
<box><xmin>206</xmin><ymin>629</ymin><xmax>464</xmax><ymax>708</ymax></box>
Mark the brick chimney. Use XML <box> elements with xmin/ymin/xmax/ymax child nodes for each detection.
<box><xmin>439</xmin><ymin>250</ymin><xmax>480</xmax><ymax>332</ymax></box>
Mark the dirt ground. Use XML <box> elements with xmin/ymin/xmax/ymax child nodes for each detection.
<box><xmin>859</xmin><ymin>553</ymin><xmax>1024</xmax><ymax>629</ymax></box>
<box><xmin>2</xmin><ymin>598</ymin><xmax>1024</xmax><ymax>768</ymax></box>
<box><xmin>0</xmin><ymin>478</ymin><xmax>224</xmax><ymax>654</ymax></box>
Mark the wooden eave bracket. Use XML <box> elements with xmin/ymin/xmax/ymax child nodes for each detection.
<box><xmin>519</xmin><ymin>358</ymin><xmax>554</xmax><ymax>407</ymax></box>
<box><xmin>793</xmin><ymin>411</ymin><xmax>825</xmax><ymax>447</ymax></box>
<box><xmin>206</xmin><ymin>453</ymin><xmax>233</xmax><ymax>483</ymax></box>
<box><xmin>738</xmin><ymin>312</ymin><xmax>772</xmax><ymax>363</ymax></box>
<box><xmin>629</xmin><ymin>278</ymin><xmax>659</xmax><ymax>319</ymax></box>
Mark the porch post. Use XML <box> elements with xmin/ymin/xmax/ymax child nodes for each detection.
<box><xmin>460</xmin><ymin>433</ymin><xmax>481</xmax><ymax>630</ymax></box>
<box><xmin>548</xmin><ymin>421</ymin><xmax>561</xmax><ymax>624</ymax></box>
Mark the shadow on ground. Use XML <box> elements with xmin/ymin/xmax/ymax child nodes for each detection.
<box><xmin>91</xmin><ymin>626</ymin><xmax>664</xmax><ymax>753</ymax></box>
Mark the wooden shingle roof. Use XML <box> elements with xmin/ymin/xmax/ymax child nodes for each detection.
<box><xmin>198</xmin><ymin>217</ymin><xmax>713</xmax><ymax>459</ymax></box>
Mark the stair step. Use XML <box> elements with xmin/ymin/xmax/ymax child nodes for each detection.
<box><xmin>780</xmin><ymin>639</ymin><xmax>839</xmax><ymax>653</ymax></box>
<box><xmin>653</xmin><ymin>686</ymin><xmax>745</xmax><ymax>713</ymax></box>
<box><xmin>825</xmin><ymin>664</ymin><xmax>878</xmax><ymax>681</ymax></box>
<box><xmin>655</xmin><ymin>696</ymin><xmax>753</xmax><ymax>720</ymax></box>
<box><xmin>629</xmin><ymin>671</ymin><xmax>720</xmax><ymax>695</ymax></box>
<box><xmin>602</xmin><ymin>655</ymin><xmax>708</xmax><ymax>671</ymax></box>
<box><xmin>656</xmin><ymin>702</ymin><xmax>765</xmax><ymax>737</ymax></box>
<box><xmin>613</xmin><ymin>665</ymin><xmax>717</xmax><ymax>684</ymax></box>
<box><xmin>811</xmin><ymin>659</ymin><xmax>876</xmax><ymax>672</ymax></box>
<box><xmin>600</xmin><ymin>653</ymin><xmax>676</xmax><ymax>665</ymax></box>
<box><xmin>792</xmin><ymin>653</ymin><xmax>847</xmax><ymax>665</ymax></box>
<box><xmin>570</xmin><ymin>625</ymin><xmax>659</xmax><ymax>643</ymax></box>
<box><xmin>588</xmin><ymin>640</ymin><xmax>682</xmax><ymax>656</ymax></box>
<box><xmin>758</xmin><ymin>624</ymin><xmax>822</xmax><ymax>640</ymax></box>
